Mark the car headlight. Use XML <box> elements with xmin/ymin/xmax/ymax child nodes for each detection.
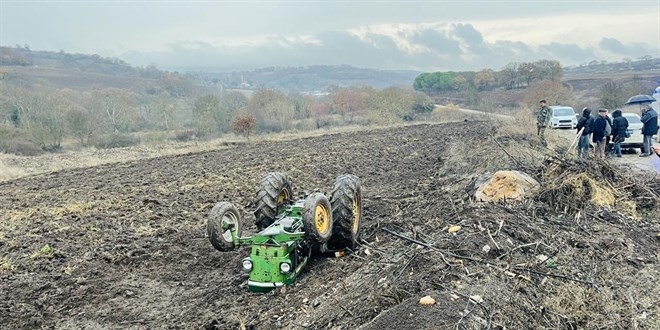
<box><xmin>279</xmin><ymin>262</ymin><xmax>291</xmax><ymax>273</ymax></box>
<box><xmin>242</xmin><ymin>258</ymin><xmax>253</xmax><ymax>271</ymax></box>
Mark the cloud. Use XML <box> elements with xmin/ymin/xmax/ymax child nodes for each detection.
<box><xmin>410</xmin><ymin>29</ymin><xmax>462</xmax><ymax>54</ymax></box>
<box><xmin>539</xmin><ymin>43</ymin><xmax>596</xmax><ymax>63</ymax></box>
<box><xmin>451</xmin><ymin>23</ymin><xmax>485</xmax><ymax>47</ymax></box>
<box><xmin>599</xmin><ymin>38</ymin><xmax>658</xmax><ymax>58</ymax></box>
<box><xmin>121</xmin><ymin>24</ymin><xmax>658</xmax><ymax>73</ymax></box>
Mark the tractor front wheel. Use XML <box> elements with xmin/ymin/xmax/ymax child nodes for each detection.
<box><xmin>303</xmin><ymin>192</ymin><xmax>333</xmax><ymax>245</ymax></box>
<box><xmin>254</xmin><ymin>172</ymin><xmax>294</xmax><ymax>231</ymax></box>
<box><xmin>207</xmin><ymin>202</ymin><xmax>243</xmax><ymax>252</ymax></box>
<box><xmin>328</xmin><ymin>174</ymin><xmax>363</xmax><ymax>250</ymax></box>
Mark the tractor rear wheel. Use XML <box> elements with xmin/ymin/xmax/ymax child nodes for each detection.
<box><xmin>303</xmin><ymin>192</ymin><xmax>333</xmax><ymax>245</ymax></box>
<box><xmin>254</xmin><ymin>172</ymin><xmax>294</xmax><ymax>230</ymax></box>
<box><xmin>328</xmin><ymin>174</ymin><xmax>363</xmax><ymax>250</ymax></box>
<box><xmin>207</xmin><ymin>202</ymin><xmax>243</xmax><ymax>252</ymax></box>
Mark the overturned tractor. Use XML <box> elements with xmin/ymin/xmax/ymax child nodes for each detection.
<box><xmin>207</xmin><ymin>172</ymin><xmax>363</xmax><ymax>293</ymax></box>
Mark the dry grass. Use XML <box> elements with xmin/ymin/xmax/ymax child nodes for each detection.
<box><xmin>0</xmin><ymin>125</ymin><xmax>379</xmax><ymax>182</ymax></box>
<box><xmin>0</xmin><ymin>256</ymin><xmax>15</xmax><ymax>273</ymax></box>
<box><xmin>0</xmin><ymin>158</ymin><xmax>26</xmax><ymax>181</ymax></box>
<box><xmin>544</xmin><ymin>267</ymin><xmax>660</xmax><ymax>329</ymax></box>
<box><xmin>444</xmin><ymin>106</ymin><xmax>656</xmax><ymax>222</ymax></box>
<box><xmin>49</xmin><ymin>201</ymin><xmax>95</xmax><ymax>219</ymax></box>
<box><xmin>443</xmin><ymin>108</ymin><xmax>549</xmax><ymax>176</ymax></box>
<box><xmin>553</xmin><ymin>172</ymin><xmax>616</xmax><ymax>207</ymax></box>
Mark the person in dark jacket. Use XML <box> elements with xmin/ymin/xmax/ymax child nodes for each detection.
<box><xmin>640</xmin><ymin>104</ymin><xmax>659</xmax><ymax>157</ymax></box>
<box><xmin>604</xmin><ymin>110</ymin><xmax>614</xmax><ymax>156</ymax></box>
<box><xmin>592</xmin><ymin>108</ymin><xmax>609</xmax><ymax>159</ymax></box>
<box><xmin>575</xmin><ymin>107</ymin><xmax>593</xmax><ymax>158</ymax></box>
<box><xmin>610</xmin><ymin>109</ymin><xmax>629</xmax><ymax>158</ymax></box>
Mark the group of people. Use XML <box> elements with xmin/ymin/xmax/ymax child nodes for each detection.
<box><xmin>535</xmin><ymin>99</ymin><xmax>659</xmax><ymax>159</ymax></box>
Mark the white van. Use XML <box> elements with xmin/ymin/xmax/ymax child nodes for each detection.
<box><xmin>549</xmin><ymin>106</ymin><xmax>577</xmax><ymax>129</ymax></box>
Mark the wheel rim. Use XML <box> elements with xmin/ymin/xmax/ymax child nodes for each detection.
<box><xmin>277</xmin><ymin>188</ymin><xmax>290</xmax><ymax>205</ymax></box>
<box><xmin>352</xmin><ymin>194</ymin><xmax>361</xmax><ymax>234</ymax></box>
<box><xmin>314</xmin><ymin>203</ymin><xmax>330</xmax><ymax>234</ymax></box>
<box><xmin>221</xmin><ymin>212</ymin><xmax>239</xmax><ymax>242</ymax></box>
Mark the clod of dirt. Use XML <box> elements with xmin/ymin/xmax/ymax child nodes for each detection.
<box><xmin>447</xmin><ymin>225</ymin><xmax>461</xmax><ymax>233</ymax></box>
<box><xmin>419</xmin><ymin>295</ymin><xmax>436</xmax><ymax>305</ymax></box>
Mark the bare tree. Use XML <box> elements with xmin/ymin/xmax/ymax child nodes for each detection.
<box><xmin>500</xmin><ymin>62</ymin><xmax>521</xmax><ymax>90</ymax></box>
<box><xmin>153</xmin><ymin>94</ymin><xmax>178</xmax><ymax>131</ymax></box>
<box><xmin>518</xmin><ymin>62</ymin><xmax>536</xmax><ymax>87</ymax></box>
<box><xmin>474</xmin><ymin>69</ymin><xmax>496</xmax><ymax>91</ymax></box>
<box><xmin>534</xmin><ymin>59</ymin><xmax>563</xmax><ymax>81</ymax></box>
<box><xmin>65</xmin><ymin>106</ymin><xmax>95</xmax><ymax>145</ymax></box>
<box><xmin>91</xmin><ymin>88</ymin><xmax>136</xmax><ymax>133</ymax></box>
<box><xmin>328</xmin><ymin>86</ymin><xmax>371</xmax><ymax>124</ymax></box>
<box><xmin>600</xmin><ymin>80</ymin><xmax>626</xmax><ymax>109</ymax></box>
<box><xmin>524</xmin><ymin>80</ymin><xmax>573</xmax><ymax>108</ymax></box>
<box><xmin>192</xmin><ymin>93</ymin><xmax>222</xmax><ymax>136</ymax></box>
<box><xmin>6</xmin><ymin>86</ymin><xmax>68</xmax><ymax>150</ymax></box>
<box><xmin>366</xmin><ymin>87</ymin><xmax>416</xmax><ymax>124</ymax></box>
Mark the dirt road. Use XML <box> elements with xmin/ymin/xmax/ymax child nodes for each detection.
<box><xmin>553</xmin><ymin>128</ymin><xmax>657</xmax><ymax>173</ymax></box>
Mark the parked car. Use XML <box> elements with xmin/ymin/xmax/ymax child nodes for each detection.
<box><xmin>608</xmin><ymin>112</ymin><xmax>644</xmax><ymax>151</ymax></box>
<box><xmin>550</xmin><ymin>106</ymin><xmax>577</xmax><ymax>129</ymax></box>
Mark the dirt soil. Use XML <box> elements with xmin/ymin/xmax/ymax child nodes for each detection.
<box><xmin>1</xmin><ymin>122</ymin><xmax>659</xmax><ymax>330</ymax></box>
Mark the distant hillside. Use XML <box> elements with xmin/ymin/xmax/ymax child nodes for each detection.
<box><xmin>562</xmin><ymin>58</ymin><xmax>660</xmax><ymax>96</ymax></box>
<box><xmin>3</xmin><ymin>46</ymin><xmax>660</xmax><ymax>95</ymax></box>
<box><xmin>1</xmin><ymin>46</ymin><xmax>144</xmax><ymax>77</ymax></box>
<box><xmin>1</xmin><ymin>47</ymin><xmax>420</xmax><ymax>93</ymax></box>
<box><xmin>0</xmin><ymin>46</ymin><xmax>192</xmax><ymax>96</ymax></box>
<box><xmin>564</xmin><ymin>57</ymin><xmax>660</xmax><ymax>76</ymax></box>
<box><xmin>195</xmin><ymin>65</ymin><xmax>421</xmax><ymax>92</ymax></box>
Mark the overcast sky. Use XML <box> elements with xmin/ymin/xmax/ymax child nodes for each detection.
<box><xmin>1</xmin><ymin>1</ymin><xmax>659</xmax><ymax>72</ymax></box>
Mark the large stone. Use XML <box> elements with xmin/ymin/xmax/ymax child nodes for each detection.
<box><xmin>472</xmin><ymin>171</ymin><xmax>540</xmax><ymax>202</ymax></box>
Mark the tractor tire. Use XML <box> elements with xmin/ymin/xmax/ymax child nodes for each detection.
<box><xmin>254</xmin><ymin>172</ymin><xmax>294</xmax><ymax>231</ymax></box>
<box><xmin>207</xmin><ymin>202</ymin><xmax>243</xmax><ymax>252</ymax></box>
<box><xmin>328</xmin><ymin>174</ymin><xmax>363</xmax><ymax>250</ymax></box>
<box><xmin>303</xmin><ymin>192</ymin><xmax>333</xmax><ymax>245</ymax></box>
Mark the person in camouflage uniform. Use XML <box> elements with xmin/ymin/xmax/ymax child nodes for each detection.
<box><xmin>536</xmin><ymin>99</ymin><xmax>551</xmax><ymax>141</ymax></box>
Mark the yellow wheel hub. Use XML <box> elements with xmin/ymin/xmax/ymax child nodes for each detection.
<box><xmin>314</xmin><ymin>203</ymin><xmax>330</xmax><ymax>233</ymax></box>
<box><xmin>277</xmin><ymin>189</ymin><xmax>290</xmax><ymax>205</ymax></box>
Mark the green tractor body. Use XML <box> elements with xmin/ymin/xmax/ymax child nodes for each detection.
<box><xmin>235</xmin><ymin>202</ymin><xmax>310</xmax><ymax>292</ymax></box>
<box><xmin>207</xmin><ymin>172</ymin><xmax>363</xmax><ymax>293</ymax></box>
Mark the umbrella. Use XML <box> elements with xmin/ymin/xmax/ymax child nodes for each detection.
<box><xmin>625</xmin><ymin>94</ymin><xmax>656</xmax><ymax>105</ymax></box>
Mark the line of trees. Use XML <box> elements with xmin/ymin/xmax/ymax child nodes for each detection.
<box><xmin>0</xmin><ymin>74</ymin><xmax>434</xmax><ymax>154</ymax></box>
<box><xmin>413</xmin><ymin>59</ymin><xmax>563</xmax><ymax>94</ymax></box>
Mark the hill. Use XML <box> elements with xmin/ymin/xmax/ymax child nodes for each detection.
<box><xmin>196</xmin><ymin>65</ymin><xmax>421</xmax><ymax>92</ymax></box>
<box><xmin>3</xmin><ymin>46</ymin><xmax>660</xmax><ymax>95</ymax></box>
<box><xmin>1</xmin><ymin>47</ymin><xmax>420</xmax><ymax>93</ymax></box>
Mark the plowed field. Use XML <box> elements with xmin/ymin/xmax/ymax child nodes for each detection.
<box><xmin>1</xmin><ymin>122</ymin><xmax>658</xmax><ymax>330</ymax></box>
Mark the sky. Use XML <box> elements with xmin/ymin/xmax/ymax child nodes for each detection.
<box><xmin>1</xmin><ymin>0</ymin><xmax>659</xmax><ymax>73</ymax></box>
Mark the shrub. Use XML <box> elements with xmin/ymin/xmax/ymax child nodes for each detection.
<box><xmin>91</xmin><ymin>133</ymin><xmax>140</xmax><ymax>149</ymax></box>
<box><xmin>0</xmin><ymin>126</ymin><xmax>44</xmax><ymax>156</ymax></box>
<box><xmin>174</xmin><ymin>130</ymin><xmax>198</xmax><ymax>142</ymax></box>
<box><xmin>231</xmin><ymin>113</ymin><xmax>257</xmax><ymax>139</ymax></box>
